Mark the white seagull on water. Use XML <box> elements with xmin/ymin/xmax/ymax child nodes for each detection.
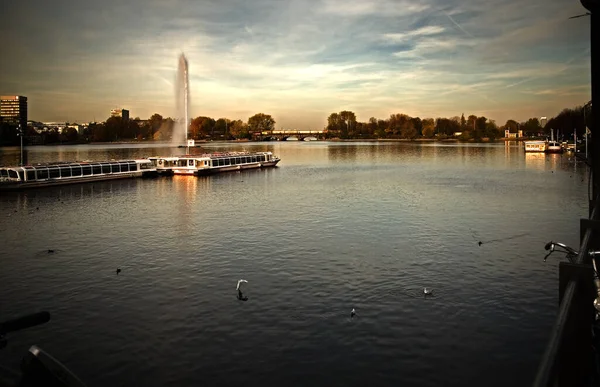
<box><xmin>236</xmin><ymin>279</ymin><xmax>248</xmax><ymax>291</ymax></box>
<box><xmin>423</xmin><ymin>288</ymin><xmax>433</xmax><ymax>295</ymax></box>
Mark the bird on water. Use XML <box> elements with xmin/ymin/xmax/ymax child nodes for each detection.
<box><xmin>424</xmin><ymin>288</ymin><xmax>433</xmax><ymax>296</ymax></box>
<box><xmin>350</xmin><ymin>308</ymin><xmax>356</xmax><ymax>318</ymax></box>
<box><xmin>237</xmin><ymin>279</ymin><xmax>249</xmax><ymax>301</ymax></box>
<box><xmin>116</xmin><ymin>268</ymin><xmax>121</xmax><ymax>275</ymax></box>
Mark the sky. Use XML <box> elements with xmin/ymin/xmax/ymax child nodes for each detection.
<box><xmin>0</xmin><ymin>0</ymin><xmax>592</xmax><ymax>129</ymax></box>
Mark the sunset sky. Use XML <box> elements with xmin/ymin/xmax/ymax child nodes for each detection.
<box><xmin>0</xmin><ymin>0</ymin><xmax>591</xmax><ymax>129</ymax></box>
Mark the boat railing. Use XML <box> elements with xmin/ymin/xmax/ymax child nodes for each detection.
<box><xmin>532</xmin><ymin>196</ymin><xmax>600</xmax><ymax>386</ymax></box>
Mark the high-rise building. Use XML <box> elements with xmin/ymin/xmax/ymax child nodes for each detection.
<box><xmin>0</xmin><ymin>95</ymin><xmax>27</xmax><ymax>129</ymax></box>
<box><xmin>110</xmin><ymin>108</ymin><xmax>129</xmax><ymax>121</ymax></box>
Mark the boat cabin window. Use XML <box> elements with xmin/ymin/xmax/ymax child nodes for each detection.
<box><xmin>60</xmin><ymin>166</ymin><xmax>72</xmax><ymax>177</ymax></box>
<box><xmin>128</xmin><ymin>162</ymin><xmax>137</xmax><ymax>171</ymax></box>
<box><xmin>101</xmin><ymin>164</ymin><xmax>111</xmax><ymax>174</ymax></box>
<box><xmin>120</xmin><ymin>162</ymin><xmax>130</xmax><ymax>172</ymax></box>
<box><xmin>26</xmin><ymin>170</ymin><xmax>36</xmax><ymax>181</ymax></box>
<box><xmin>188</xmin><ymin>160</ymin><xmax>194</xmax><ymax>167</ymax></box>
<box><xmin>71</xmin><ymin>165</ymin><xmax>82</xmax><ymax>176</ymax></box>
<box><xmin>49</xmin><ymin>168</ymin><xmax>60</xmax><ymax>178</ymax></box>
<box><xmin>110</xmin><ymin>163</ymin><xmax>120</xmax><ymax>173</ymax></box>
<box><xmin>0</xmin><ymin>169</ymin><xmax>8</xmax><ymax>178</ymax></box>
<box><xmin>37</xmin><ymin>168</ymin><xmax>49</xmax><ymax>179</ymax></box>
<box><xmin>8</xmin><ymin>170</ymin><xmax>18</xmax><ymax>179</ymax></box>
<box><xmin>82</xmin><ymin>165</ymin><xmax>92</xmax><ymax>176</ymax></box>
<box><xmin>92</xmin><ymin>165</ymin><xmax>102</xmax><ymax>174</ymax></box>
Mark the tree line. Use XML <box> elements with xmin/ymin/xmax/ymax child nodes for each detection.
<box><xmin>10</xmin><ymin>113</ymin><xmax>276</xmax><ymax>144</ymax></box>
<box><xmin>324</xmin><ymin>108</ymin><xmax>591</xmax><ymax>140</ymax></box>
<box><xmin>0</xmin><ymin>102</ymin><xmax>592</xmax><ymax>145</ymax></box>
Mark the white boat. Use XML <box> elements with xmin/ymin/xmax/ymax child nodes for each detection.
<box><xmin>545</xmin><ymin>128</ymin><xmax>563</xmax><ymax>154</ymax></box>
<box><xmin>303</xmin><ymin>136</ymin><xmax>318</xmax><ymax>141</ymax></box>
<box><xmin>149</xmin><ymin>151</ymin><xmax>280</xmax><ymax>176</ymax></box>
<box><xmin>286</xmin><ymin>136</ymin><xmax>299</xmax><ymax>141</ymax></box>
<box><xmin>546</xmin><ymin>141</ymin><xmax>563</xmax><ymax>154</ymax></box>
<box><xmin>0</xmin><ymin>159</ymin><xmax>156</xmax><ymax>191</ymax></box>
<box><xmin>524</xmin><ymin>141</ymin><xmax>547</xmax><ymax>153</ymax></box>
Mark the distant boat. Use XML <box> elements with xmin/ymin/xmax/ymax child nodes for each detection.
<box><xmin>286</xmin><ymin>136</ymin><xmax>299</xmax><ymax>141</ymax></box>
<box><xmin>149</xmin><ymin>151</ymin><xmax>280</xmax><ymax>176</ymax></box>
<box><xmin>545</xmin><ymin>129</ymin><xmax>563</xmax><ymax>154</ymax></box>
<box><xmin>546</xmin><ymin>141</ymin><xmax>563</xmax><ymax>154</ymax></box>
<box><xmin>524</xmin><ymin>141</ymin><xmax>547</xmax><ymax>153</ymax></box>
<box><xmin>303</xmin><ymin>137</ymin><xmax>318</xmax><ymax>141</ymax></box>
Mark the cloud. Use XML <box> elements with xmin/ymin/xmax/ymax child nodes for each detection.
<box><xmin>0</xmin><ymin>0</ymin><xmax>592</xmax><ymax>127</ymax></box>
<box><xmin>382</xmin><ymin>26</ymin><xmax>446</xmax><ymax>43</ymax></box>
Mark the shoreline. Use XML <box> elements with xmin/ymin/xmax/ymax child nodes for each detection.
<box><xmin>7</xmin><ymin>137</ymin><xmax>528</xmax><ymax>147</ymax></box>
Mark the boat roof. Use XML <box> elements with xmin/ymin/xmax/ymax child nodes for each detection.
<box><xmin>151</xmin><ymin>151</ymin><xmax>272</xmax><ymax>160</ymax></box>
<box><xmin>0</xmin><ymin>159</ymin><xmax>150</xmax><ymax>169</ymax></box>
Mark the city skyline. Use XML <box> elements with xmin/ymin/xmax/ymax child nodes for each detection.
<box><xmin>0</xmin><ymin>0</ymin><xmax>591</xmax><ymax>129</ymax></box>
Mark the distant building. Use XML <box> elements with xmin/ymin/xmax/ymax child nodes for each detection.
<box><xmin>540</xmin><ymin>117</ymin><xmax>547</xmax><ymax>128</ymax></box>
<box><xmin>42</xmin><ymin>122</ymin><xmax>67</xmax><ymax>130</ymax></box>
<box><xmin>111</xmin><ymin>108</ymin><xmax>129</xmax><ymax>120</ymax></box>
<box><xmin>504</xmin><ymin>129</ymin><xmax>523</xmax><ymax>138</ymax></box>
<box><xmin>0</xmin><ymin>95</ymin><xmax>27</xmax><ymax>129</ymax></box>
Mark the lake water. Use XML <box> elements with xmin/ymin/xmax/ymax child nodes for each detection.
<box><xmin>0</xmin><ymin>141</ymin><xmax>590</xmax><ymax>386</ymax></box>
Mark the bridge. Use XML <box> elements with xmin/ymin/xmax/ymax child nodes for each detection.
<box><xmin>252</xmin><ymin>130</ymin><xmax>326</xmax><ymax>141</ymax></box>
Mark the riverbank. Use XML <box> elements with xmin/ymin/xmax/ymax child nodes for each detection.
<box><xmin>14</xmin><ymin>137</ymin><xmax>522</xmax><ymax>147</ymax></box>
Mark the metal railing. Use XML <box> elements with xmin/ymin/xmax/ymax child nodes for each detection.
<box><xmin>532</xmin><ymin>198</ymin><xmax>600</xmax><ymax>387</ymax></box>
<box><xmin>532</xmin><ymin>2</ymin><xmax>599</xmax><ymax>385</ymax></box>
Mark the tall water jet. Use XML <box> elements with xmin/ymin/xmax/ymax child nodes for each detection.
<box><xmin>173</xmin><ymin>53</ymin><xmax>190</xmax><ymax>151</ymax></box>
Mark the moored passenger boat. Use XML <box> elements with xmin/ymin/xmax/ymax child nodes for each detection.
<box><xmin>0</xmin><ymin>159</ymin><xmax>156</xmax><ymax>191</ymax></box>
<box><xmin>149</xmin><ymin>151</ymin><xmax>280</xmax><ymax>176</ymax></box>
<box><xmin>545</xmin><ymin>141</ymin><xmax>563</xmax><ymax>154</ymax></box>
<box><xmin>524</xmin><ymin>141</ymin><xmax>547</xmax><ymax>153</ymax></box>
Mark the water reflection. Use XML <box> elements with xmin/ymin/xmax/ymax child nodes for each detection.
<box><xmin>524</xmin><ymin>153</ymin><xmax>546</xmax><ymax>171</ymax></box>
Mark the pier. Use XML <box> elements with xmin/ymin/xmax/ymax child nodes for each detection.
<box><xmin>533</xmin><ymin>1</ymin><xmax>599</xmax><ymax>385</ymax></box>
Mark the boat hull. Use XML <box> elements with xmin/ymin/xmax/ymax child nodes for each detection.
<box><xmin>0</xmin><ymin>171</ymin><xmax>153</xmax><ymax>192</ymax></box>
<box><xmin>194</xmin><ymin>160</ymin><xmax>280</xmax><ymax>176</ymax></box>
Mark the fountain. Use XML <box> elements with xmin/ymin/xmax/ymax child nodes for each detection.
<box><xmin>173</xmin><ymin>53</ymin><xmax>190</xmax><ymax>152</ymax></box>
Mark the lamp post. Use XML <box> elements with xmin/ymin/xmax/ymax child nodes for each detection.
<box><xmin>584</xmin><ymin>100</ymin><xmax>592</xmax><ymax>159</ymax></box>
<box><xmin>18</xmin><ymin>124</ymin><xmax>23</xmax><ymax>166</ymax></box>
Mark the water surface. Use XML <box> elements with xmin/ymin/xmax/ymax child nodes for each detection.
<box><xmin>0</xmin><ymin>141</ymin><xmax>588</xmax><ymax>386</ymax></box>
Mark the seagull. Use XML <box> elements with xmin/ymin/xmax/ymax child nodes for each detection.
<box><xmin>350</xmin><ymin>308</ymin><xmax>356</xmax><ymax>318</ymax></box>
<box><xmin>424</xmin><ymin>288</ymin><xmax>433</xmax><ymax>296</ymax></box>
<box><xmin>236</xmin><ymin>279</ymin><xmax>248</xmax><ymax>291</ymax></box>
<box><xmin>478</xmin><ymin>241</ymin><xmax>483</xmax><ymax>246</ymax></box>
<box><xmin>116</xmin><ymin>268</ymin><xmax>121</xmax><ymax>275</ymax></box>
<box><xmin>47</xmin><ymin>250</ymin><xmax>54</xmax><ymax>254</ymax></box>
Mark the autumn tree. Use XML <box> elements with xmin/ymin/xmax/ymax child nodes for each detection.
<box><xmin>228</xmin><ymin>119</ymin><xmax>249</xmax><ymax>139</ymax></box>
<box><xmin>485</xmin><ymin>120</ymin><xmax>500</xmax><ymax>140</ymax></box>
<box><xmin>504</xmin><ymin>119</ymin><xmax>519</xmax><ymax>133</ymax></box>
<box><xmin>326</xmin><ymin>111</ymin><xmax>356</xmax><ymax>138</ymax></box>
<box><xmin>149</xmin><ymin>113</ymin><xmax>163</xmax><ymax>137</ymax></box>
<box><xmin>190</xmin><ymin>116</ymin><xmax>215</xmax><ymax>139</ymax></box>
<box><xmin>422</xmin><ymin>118</ymin><xmax>435</xmax><ymax>138</ymax></box>
<box><xmin>214</xmin><ymin>118</ymin><xmax>230</xmax><ymax>137</ymax></box>
<box><xmin>247</xmin><ymin>113</ymin><xmax>276</xmax><ymax>134</ymax></box>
